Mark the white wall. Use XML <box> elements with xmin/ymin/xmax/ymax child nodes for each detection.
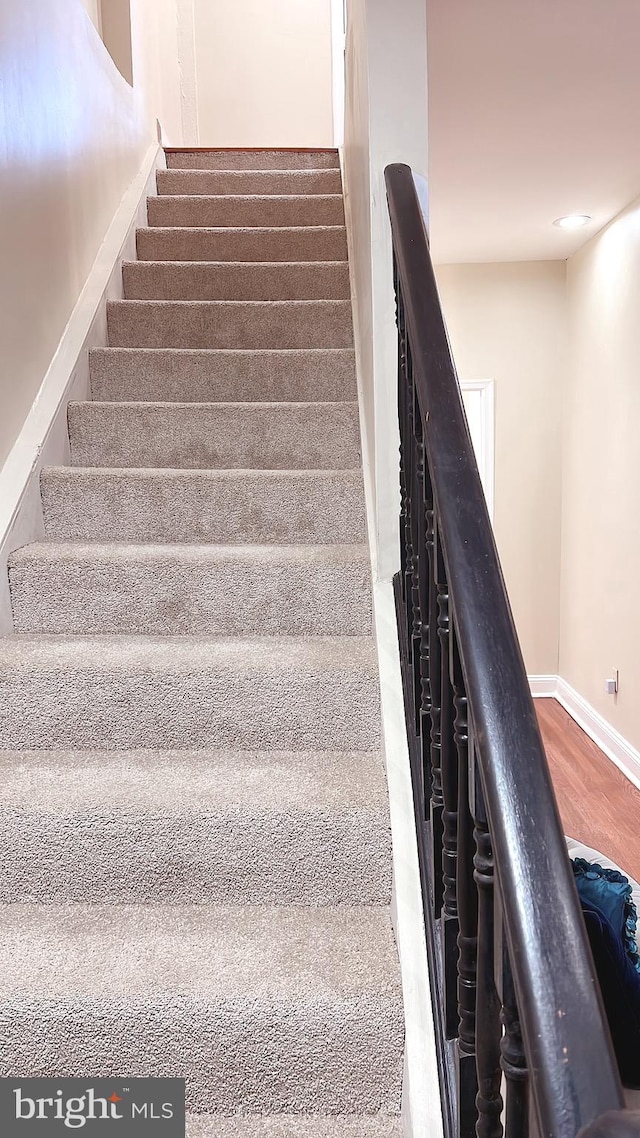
<box><xmin>560</xmin><ymin>195</ymin><xmax>640</xmax><ymax>751</ymax></box>
<box><xmin>434</xmin><ymin>262</ymin><xmax>567</xmax><ymax>677</ymax></box>
<box><xmin>343</xmin><ymin>0</ymin><xmax>429</xmax><ymax>580</ymax></box>
<box><xmin>0</xmin><ymin>0</ymin><xmax>184</xmax><ymax>474</ymax></box>
<box><xmin>192</xmin><ymin>0</ymin><xmax>334</xmax><ymax>147</ymax></box>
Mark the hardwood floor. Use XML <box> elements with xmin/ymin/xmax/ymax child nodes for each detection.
<box><xmin>537</xmin><ymin>697</ymin><xmax>640</xmax><ymax>882</ymax></box>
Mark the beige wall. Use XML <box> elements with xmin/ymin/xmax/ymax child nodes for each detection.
<box><xmin>0</xmin><ymin>0</ymin><xmax>184</xmax><ymax>473</ymax></box>
<box><xmin>343</xmin><ymin>0</ymin><xmax>374</xmax><ymax>520</ymax></box>
<box><xmin>435</xmin><ymin>262</ymin><xmax>567</xmax><ymax>676</ymax></box>
<box><xmin>343</xmin><ymin>0</ymin><xmax>428</xmax><ymax>579</ymax></box>
<box><xmin>192</xmin><ymin>0</ymin><xmax>334</xmax><ymax>146</ymax></box>
<box><xmin>79</xmin><ymin>0</ymin><xmax>101</xmax><ymax>29</ymax></box>
<box><xmin>560</xmin><ymin>196</ymin><xmax>640</xmax><ymax>749</ymax></box>
<box><xmin>101</xmin><ymin>0</ymin><xmax>133</xmax><ymax>85</ymax></box>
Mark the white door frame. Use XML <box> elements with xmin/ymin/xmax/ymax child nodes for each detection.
<box><xmin>460</xmin><ymin>379</ymin><xmax>495</xmax><ymax>521</ymax></box>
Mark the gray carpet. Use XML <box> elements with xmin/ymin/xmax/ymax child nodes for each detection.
<box><xmin>1</xmin><ymin>148</ymin><xmax>404</xmax><ymax>1128</ymax></box>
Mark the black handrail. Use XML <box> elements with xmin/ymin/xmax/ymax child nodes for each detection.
<box><xmin>385</xmin><ymin>163</ymin><xmax>628</xmax><ymax>1138</ymax></box>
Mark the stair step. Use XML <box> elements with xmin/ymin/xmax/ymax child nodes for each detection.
<box><xmin>123</xmin><ymin>261</ymin><xmax>351</xmax><ymax>301</ymax></box>
<box><xmin>89</xmin><ymin>348</ymin><xmax>357</xmax><ymax>403</ymax></box>
<box><xmin>165</xmin><ymin>149</ymin><xmax>340</xmax><ymax>171</ymax></box>
<box><xmin>158</xmin><ymin>168</ymin><xmax>342</xmax><ymax>196</ymax></box>
<box><xmin>0</xmin><ymin>749</ymin><xmax>390</xmax><ymax>903</ymax></box>
<box><xmin>0</xmin><ymin>635</ymin><xmax>381</xmax><ymax>750</ymax></box>
<box><xmin>148</xmin><ymin>195</ymin><xmax>345</xmax><ymax>229</ymax></box>
<box><xmin>0</xmin><ymin>904</ymin><xmax>402</xmax><ymax>1112</ymax></box>
<box><xmin>185</xmin><ymin>1120</ymin><xmax>402</xmax><ymax>1138</ymax></box>
<box><xmin>137</xmin><ymin>227</ymin><xmax>347</xmax><ymax>262</ymax></box>
<box><xmin>107</xmin><ymin>300</ymin><xmax>353</xmax><ymax>350</ymax></box>
<box><xmin>9</xmin><ymin>543</ymin><xmax>372</xmax><ymax>635</ymax></box>
<box><xmin>41</xmin><ymin>468</ymin><xmax>367</xmax><ymax>544</ymax></box>
<box><xmin>67</xmin><ymin>401</ymin><xmax>360</xmax><ymax>470</ymax></box>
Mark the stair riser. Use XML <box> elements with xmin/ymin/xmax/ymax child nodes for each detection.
<box><xmin>67</xmin><ymin>402</ymin><xmax>361</xmax><ymax>470</ymax></box>
<box><xmin>148</xmin><ymin>196</ymin><xmax>345</xmax><ymax>228</ymax></box>
<box><xmin>41</xmin><ymin>470</ymin><xmax>367</xmax><ymax>545</ymax></box>
<box><xmin>0</xmin><ymin>813</ymin><xmax>390</xmax><ymax>903</ymax></box>
<box><xmin>157</xmin><ymin>169</ymin><xmax>342</xmax><ymax>195</ymax></box>
<box><xmin>0</xmin><ymin>663</ymin><xmax>381</xmax><ymax>751</ymax></box>
<box><xmin>123</xmin><ymin>262</ymin><xmax>351</xmax><ymax>301</ymax></box>
<box><xmin>9</xmin><ymin>555</ymin><xmax>372</xmax><ymax>635</ymax></box>
<box><xmin>89</xmin><ymin>348</ymin><xmax>357</xmax><ymax>403</ymax></box>
<box><xmin>165</xmin><ymin>150</ymin><xmax>340</xmax><ymax>170</ymax></box>
<box><xmin>107</xmin><ymin>301</ymin><xmax>353</xmax><ymax>351</ymax></box>
<box><xmin>137</xmin><ymin>228</ymin><xmax>347</xmax><ymax>262</ymax></box>
<box><xmin>0</xmin><ymin>1001</ymin><xmax>403</xmax><ymax>1112</ymax></box>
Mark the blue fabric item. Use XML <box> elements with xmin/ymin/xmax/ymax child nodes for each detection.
<box><xmin>579</xmin><ymin>897</ymin><xmax>640</xmax><ymax>1088</ymax></box>
<box><xmin>572</xmin><ymin>857</ymin><xmax>640</xmax><ymax>974</ymax></box>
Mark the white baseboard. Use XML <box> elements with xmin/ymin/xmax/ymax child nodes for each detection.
<box><xmin>555</xmin><ymin>676</ymin><xmax>640</xmax><ymax>794</ymax></box>
<box><xmin>528</xmin><ymin>673</ymin><xmax>640</xmax><ymax>794</ymax></box>
<box><xmin>528</xmin><ymin>674</ymin><xmax>558</xmax><ymax>698</ymax></box>
<box><xmin>0</xmin><ymin>140</ymin><xmax>164</xmax><ymax>634</ymax></box>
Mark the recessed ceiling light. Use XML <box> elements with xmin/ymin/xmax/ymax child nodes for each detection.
<box><xmin>553</xmin><ymin>214</ymin><xmax>591</xmax><ymax>230</ymax></box>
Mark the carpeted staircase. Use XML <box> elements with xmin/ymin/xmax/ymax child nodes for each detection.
<box><xmin>0</xmin><ymin>148</ymin><xmax>404</xmax><ymax>1135</ymax></box>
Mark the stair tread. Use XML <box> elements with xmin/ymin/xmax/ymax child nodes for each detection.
<box><xmin>43</xmin><ymin>465</ymin><xmax>364</xmax><ymax>480</ymax></box>
<box><xmin>9</xmin><ymin>542</ymin><xmax>372</xmax><ymax>637</ymax></box>
<box><xmin>138</xmin><ymin>225</ymin><xmax>346</xmax><ymax>234</ymax></box>
<box><xmin>10</xmin><ymin>541</ymin><xmax>370</xmax><ymax>565</ymax></box>
<box><xmin>67</xmin><ymin>399</ymin><xmax>360</xmax><ymax>470</ymax></box>
<box><xmin>162</xmin><ymin>169</ymin><xmax>341</xmax><ymax>176</ymax></box>
<box><xmin>137</xmin><ymin>227</ymin><xmax>348</xmax><ymax>263</ymax></box>
<box><xmin>157</xmin><ymin>170</ymin><xmax>343</xmax><ymax>194</ymax></box>
<box><xmin>0</xmin><ymin>632</ymin><xmax>378</xmax><ymax>666</ymax></box>
<box><xmin>147</xmin><ymin>195</ymin><xmax>345</xmax><ymax>226</ymax></box>
<box><xmin>70</xmin><ymin>398</ymin><xmax>358</xmax><ymax>406</ymax></box>
<box><xmin>40</xmin><ymin>467</ymin><xmax>367</xmax><ymax>545</ymax></box>
<box><xmin>185</xmin><ymin>1120</ymin><xmax>401</xmax><ymax>1138</ymax></box>
<box><xmin>123</xmin><ymin>259</ymin><xmax>349</xmax><ymax>267</ymax></box>
<box><xmin>0</xmin><ymin>903</ymin><xmax>399</xmax><ymax>999</ymax></box>
<box><xmin>122</xmin><ymin>261</ymin><xmax>351</xmax><ymax>300</ymax></box>
<box><xmin>89</xmin><ymin>346</ymin><xmax>357</xmax><ymax>403</ymax></box>
<box><xmin>0</xmin><ymin>748</ymin><xmax>389</xmax><ymax>904</ymax></box>
<box><xmin>151</xmin><ymin>194</ymin><xmax>344</xmax><ymax>202</ymax></box>
<box><xmin>0</xmin><ymin>748</ymin><xmax>387</xmax><ymax>812</ymax></box>
<box><xmin>109</xmin><ymin>298</ymin><xmax>351</xmax><ymax>308</ymax></box>
<box><xmin>165</xmin><ymin>150</ymin><xmax>340</xmax><ymax>171</ymax></box>
<box><xmin>106</xmin><ymin>299</ymin><xmax>353</xmax><ymax>351</ymax></box>
<box><xmin>162</xmin><ymin>168</ymin><xmax>341</xmax><ymax>175</ymax></box>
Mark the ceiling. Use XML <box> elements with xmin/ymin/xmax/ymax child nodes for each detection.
<box><xmin>427</xmin><ymin>1</ymin><xmax>640</xmax><ymax>264</ymax></box>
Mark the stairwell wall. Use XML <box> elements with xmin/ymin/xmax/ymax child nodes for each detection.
<box><xmin>560</xmin><ymin>193</ymin><xmax>640</xmax><ymax>753</ymax></box>
<box><xmin>0</xmin><ymin>0</ymin><xmax>184</xmax><ymax>475</ymax></box>
<box><xmin>342</xmin><ymin>0</ymin><xmax>428</xmax><ymax>581</ymax></box>
<box><xmin>191</xmin><ymin>0</ymin><xmax>334</xmax><ymax>147</ymax></box>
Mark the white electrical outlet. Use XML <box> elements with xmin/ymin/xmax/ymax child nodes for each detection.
<box><xmin>605</xmin><ymin>670</ymin><xmax>619</xmax><ymax>695</ymax></box>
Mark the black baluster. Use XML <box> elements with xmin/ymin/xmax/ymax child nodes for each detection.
<box><xmin>500</xmin><ymin>945</ymin><xmax>529</xmax><ymax>1138</ymax></box>
<box><xmin>439</xmin><ymin>574</ymin><xmax>458</xmax><ymax>1040</ymax></box>
<box><xmin>472</xmin><ymin>761</ymin><xmax>503</xmax><ymax>1138</ymax></box>
<box><xmin>409</xmin><ymin>365</ymin><xmax>425</xmax><ymax>736</ymax></box>
<box><xmin>453</xmin><ymin>634</ymin><xmax>478</xmax><ymax>1138</ymax></box>
<box><xmin>419</xmin><ymin>458</ymin><xmax>434</xmax><ymax>808</ymax></box>
<box><xmin>395</xmin><ymin>267</ymin><xmax>409</xmax><ymax>611</ymax></box>
<box><xmin>404</xmin><ymin>344</ymin><xmax>417</xmax><ymax>661</ymax></box>
<box><xmin>427</xmin><ymin>514</ymin><xmax>443</xmax><ymax>915</ymax></box>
